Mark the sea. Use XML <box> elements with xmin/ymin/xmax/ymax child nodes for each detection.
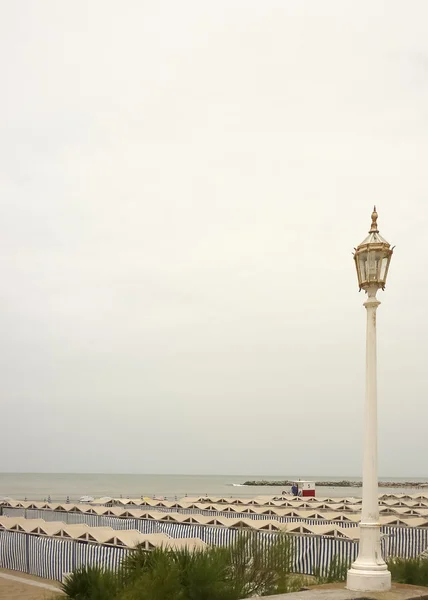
<box><xmin>0</xmin><ymin>474</ymin><xmax>427</xmax><ymax>503</ymax></box>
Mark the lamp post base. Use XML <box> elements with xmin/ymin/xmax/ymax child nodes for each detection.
<box><xmin>347</xmin><ymin>566</ymin><xmax>391</xmax><ymax>592</ymax></box>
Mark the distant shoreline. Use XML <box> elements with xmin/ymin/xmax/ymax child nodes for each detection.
<box><xmin>242</xmin><ymin>480</ymin><xmax>428</xmax><ymax>489</ymax></box>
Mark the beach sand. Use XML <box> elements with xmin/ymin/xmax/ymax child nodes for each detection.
<box><xmin>0</xmin><ymin>569</ymin><xmax>62</xmax><ymax>599</ymax></box>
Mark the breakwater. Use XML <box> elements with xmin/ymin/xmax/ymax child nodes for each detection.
<box><xmin>242</xmin><ymin>480</ymin><xmax>428</xmax><ymax>488</ymax></box>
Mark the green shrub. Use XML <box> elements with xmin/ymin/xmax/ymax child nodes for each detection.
<box><xmin>62</xmin><ymin>533</ymin><xmax>302</xmax><ymax>600</ymax></box>
<box><xmin>61</xmin><ymin>565</ymin><xmax>121</xmax><ymax>600</ymax></box>
<box><xmin>388</xmin><ymin>556</ymin><xmax>428</xmax><ymax>587</ymax></box>
<box><xmin>170</xmin><ymin>546</ymin><xmax>235</xmax><ymax>600</ymax></box>
<box><xmin>122</xmin><ymin>545</ymin><xmax>234</xmax><ymax>600</ymax></box>
<box><xmin>313</xmin><ymin>554</ymin><xmax>350</xmax><ymax>583</ymax></box>
<box><xmin>122</xmin><ymin>546</ymin><xmax>168</xmax><ymax>581</ymax></box>
<box><xmin>120</xmin><ymin>552</ymin><xmax>184</xmax><ymax>600</ymax></box>
<box><xmin>226</xmin><ymin>532</ymin><xmax>301</xmax><ymax>597</ymax></box>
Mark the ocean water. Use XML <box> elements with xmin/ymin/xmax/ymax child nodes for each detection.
<box><xmin>0</xmin><ymin>473</ymin><xmax>427</xmax><ymax>502</ymax></box>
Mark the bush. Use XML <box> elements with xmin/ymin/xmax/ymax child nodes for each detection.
<box><xmin>122</xmin><ymin>545</ymin><xmax>233</xmax><ymax>600</ymax></box>
<box><xmin>61</xmin><ymin>565</ymin><xmax>121</xmax><ymax>600</ymax></box>
<box><xmin>61</xmin><ymin>533</ymin><xmax>302</xmax><ymax>600</ymax></box>
<box><xmin>226</xmin><ymin>532</ymin><xmax>299</xmax><ymax>597</ymax></box>
<box><xmin>388</xmin><ymin>556</ymin><xmax>428</xmax><ymax>587</ymax></box>
<box><xmin>313</xmin><ymin>554</ymin><xmax>350</xmax><ymax>584</ymax></box>
<box><xmin>120</xmin><ymin>553</ymin><xmax>184</xmax><ymax>600</ymax></box>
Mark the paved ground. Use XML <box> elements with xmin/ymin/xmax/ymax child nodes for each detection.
<box><xmin>0</xmin><ymin>569</ymin><xmax>62</xmax><ymax>599</ymax></box>
<box><xmin>259</xmin><ymin>582</ymin><xmax>428</xmax><ymax>599</ymax></box>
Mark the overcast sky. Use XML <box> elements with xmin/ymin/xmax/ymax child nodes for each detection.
<box><xmin>1</xmin><ymin>0</ymin><xmax>427</xmax><ymax>477</ymax></box>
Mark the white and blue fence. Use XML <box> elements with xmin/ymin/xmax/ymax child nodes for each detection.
<box><xmin>0</xmin><ymin>527</ymin><xmax>358</xmax><ymax>581</ymax></box>
<box><xmin>0</xmin><ymin>530</ymin><xmax>128</xmax><ymax>581</ymax></box>
<box><xmin>4</xmin><ymin>507</ymin><xmax>428</xmax><ymax>559</ymax></box>
<box><xmin>1</xmin><ymin>511</ymin><xmax>427</xmax><ymax>582</ymax></box>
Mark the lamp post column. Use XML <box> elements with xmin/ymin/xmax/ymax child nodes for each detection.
<box><xmin>347</xmin><ymin>284</ymin><xmax>391</xmax><ymax>592</ymax></box>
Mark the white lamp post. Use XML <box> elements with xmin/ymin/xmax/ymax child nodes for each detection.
<box><xmin>347</xmin><ymin>207</ymin><xmax>394</xmax><ymax>593</ymax></box>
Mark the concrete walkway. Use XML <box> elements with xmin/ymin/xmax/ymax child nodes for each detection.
<box><xmin>0</xmin><ymin>569</ymin><xmax>63</xmax><ymax>599</ymax></box>
<box><xmin>254</xmin><ymin>583</ymin><xmax>428</xmax><ymax>600</ymax></box>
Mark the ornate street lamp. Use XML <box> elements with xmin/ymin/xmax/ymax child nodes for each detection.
<box><xmin>347</xmin><ymin>207</ymin><xmax>393</xmax><ymax>592</ymax></box>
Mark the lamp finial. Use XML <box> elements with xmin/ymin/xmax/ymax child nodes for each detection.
<box><xmin>370</xmin><ymin>206</ymin><xmax>378</xmax><ymax>233</ymax></box>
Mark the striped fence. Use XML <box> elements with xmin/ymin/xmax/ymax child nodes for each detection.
<box><xmin>0</xmin><ymin>530</ymin><xmax>128</xmax><ymax>581</ymax></box>
<box><xmin>0</xmin><ymin>526</ymin><xmax>357</xmax><ymax>581</ymax></box>
<box><xmin>1</xmin><ymin>513</ymin><xmax>427</xmax><ymax>582</ymax></box>
<box><xmin>4</xmin><ymin>506</ymin><xmax>428</xmax><ymax>560</ymax></box>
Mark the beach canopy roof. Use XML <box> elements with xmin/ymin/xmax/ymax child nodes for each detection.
<box><xmin>4</xmin><ymin>493</ymin><xmax>428</xmax><ymax>534</ymax></box>
<box><xmin>0</xmin><ymin>516</ymin><xmax>206</xmax><ymax>550</ymax></box>
<box><xmin>4</xmin><ymin>496</ymin><xmax>428</xmax><ymax>520</ymax></box>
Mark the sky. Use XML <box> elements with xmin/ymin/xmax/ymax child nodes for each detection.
<box><xmin>1</xmin><ymin>0</ymin><xmax>427</xmax><ymax>477</ymax></box>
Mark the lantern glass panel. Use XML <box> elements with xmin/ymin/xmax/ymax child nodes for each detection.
<box><xmin>367</xmin><ymin>252</ymin><xmax>378</xmax><ymax>282</ymax></box>
<box><xmin>359</xmin><ymin>256</ymin><xmax>367</xmax><ymax>284</ymax></box>
<box><xmin>380</xmin><ymin>256</ymin><xmax>388</xmax><ymax>281</ymax></box>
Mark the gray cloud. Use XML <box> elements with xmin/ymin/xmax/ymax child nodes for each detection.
<box><xmin>1</xmin><ymin>0</ymin><xmax>427</xmax><ymax>476</ymax></box>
